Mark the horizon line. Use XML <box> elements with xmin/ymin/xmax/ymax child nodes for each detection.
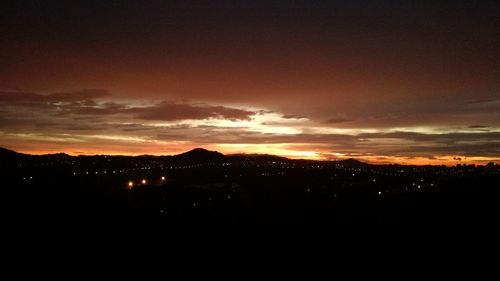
<box><xmin>2</xmin><ymin>145</ymin><xmax>498</xmax><ymax>167</ymax></box>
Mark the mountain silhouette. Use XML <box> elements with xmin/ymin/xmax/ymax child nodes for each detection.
<box><xmin>0</xmin><ymin>147</ymin><xmax>19</xmax><ymax>157</ymax></box>
<box><xmin>173</xmin><ymin>148</ymin><xmax>225</xmax><ymax>162</ymax></box>
<box><xmin>228</xmin><ymin>153</ymin><xmax>290</xmax><ymax>162</ymax></box>
<box><xmin>0</xmin><ymin>147</ymin><xmax>30</xmax><ymax>163</ymax></box>
<box><xmin>0</xmin><ymin>146</ymin><xmax>374</xmax><ymax>166</ymax></box>
<box><xmin>336</xmin><ymin>158</ymin><xmax>368</xmax><ymax>167</ymax></box>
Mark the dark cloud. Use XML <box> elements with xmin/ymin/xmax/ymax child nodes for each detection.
<box><xmin>155</xmin><ymin>134</ymin><xmax>190</xmax><ymax>141</ymax></box>
<box><xmin>115</xmin><ymin>123</ymin><xmax>159</xmax><ymax>132</ymax></box>
<box><xmin>358</xmin><ymin>131</ymin><xmax>500</xmax><ymax>144</ymax></box>
<box><xmin>323</xmin><ymin>116</ymin><xmax>352</xmax><ymax>124</ymax></box>
<box><xmin>281</xmin><ymin>114</ymin><xmax>307</xmax><ymax>119</ymax></box>
<box><xmin>0</xmin><ymin>89</ymin><xmax>109</xmax><ymax>105</ymax></box>
<box><xmin>2</xmin><ymin>87</ymin><xmax>498</xmax><ymax>160</ymax></box>
<box><xmin>464</xmin><ymin>99</ymin><xmax>499</xmax><ymax>105</ymax></box>
<box><xmin>132</xmin><ymin>101</ymin><xmax>255</xmax><ymax>121</ymax></box>
<box><xmin>468</xmin><ymin>125</ymin><xmax>489</xmax><ymax>129</ymax></box>
<box><xmin>69</xmin><ymin>102</ymin><xmax>129</xmax><ymax>115</ymax></box>
<box><xmin>154</xmin><ymin>129</ymin><xmax>500</xmax><ymax>158</ymax></box>
<box><xmin>352</xmin><ymin>132</ymin><xmax>500</xmax><ymax>157</ymax></box>
<box><xmin>1</xmin><ymin>89</ymin><xmax>256</xmax><ymax>124</ymax></box>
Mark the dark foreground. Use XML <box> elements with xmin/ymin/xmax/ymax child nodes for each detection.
<box><xmin>2</xmin><ymin>148</ymin><xmax>499</xmax><ymax>268</ymax></box>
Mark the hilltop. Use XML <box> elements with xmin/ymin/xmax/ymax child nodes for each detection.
<box><xmin>0</xmin><ymin>146</ymin><xmax>370</xmax><ymax>166</ymax></box>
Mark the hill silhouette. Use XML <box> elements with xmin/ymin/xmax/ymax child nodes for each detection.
<box><xmin>0</xmin><ymin>147</ymin><xmax>31</xmax><ymax>164</ymax></box>
<box><xmin>336</xmin><ymin>158</ymin><xmax>368</xmax><ymax>167</ymax></box>
<box><xmin>173</xmin><ymin>148</ymin><xmax>225</xmax><ymax>162</ymax></box>
<box><xmin>0</xmin><ymin>147</ymin><xmax>19</xmax><ymax>157</ymax></box>
<box><xmin>2</xmin><ymin>145</ymin><xmax>499</xmax><ymax>264</ymax></box>
<box><xmin>0</xmin><ymin>146</ymin><xmax>375</xmax><ymax>166</ymax></box>
<box><xmin>227</xmin><ymin>153</ymin><xmax>290</xmax><ymax>163</ymax></box>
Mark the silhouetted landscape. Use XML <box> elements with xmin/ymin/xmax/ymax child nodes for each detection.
<box><xmin>3</xmin><ymin>147</ymin><xmax>499</xmax><ymax>265</ymax></box>
<box><xmin>3</xmin><ymin>2</ymin><xmax>500</xmax><ymax>269</ymax></box>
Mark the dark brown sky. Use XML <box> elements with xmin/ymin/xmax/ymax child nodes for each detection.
<box><xmin>1</xmin><ymin>1</ymin><xmax>499</xmax><ymax>164</ymax></box>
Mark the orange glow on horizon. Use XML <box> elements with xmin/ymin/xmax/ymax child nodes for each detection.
<box><xmin>6</xmin><ymin>145</ymin><xmax>498</xmax><ymax>166</ymax></box>
<box><xmin>2</xmin><ymin>2</ymin><xmax>499</xmax><ymax>169</ymax></box>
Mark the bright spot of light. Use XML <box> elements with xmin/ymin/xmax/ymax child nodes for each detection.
<box><xmin>142</xmin><ymin>179</ymin><xmax>147</xmax><ymax>184</ymax></box>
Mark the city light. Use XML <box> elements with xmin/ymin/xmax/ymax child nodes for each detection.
<box><xmin>161</xmin><ymin>176</ymin><xmax>166</xmax><ymax>181</ymax></box>
<box><xmin>142</xmin><ymin>179</ymin><xmax>147</xmax><ymax>184</ymax></box>
<box><xmin>128</xmin><ymin>181</ymin><xmax>133</xmax><ymax>188</ymax></box>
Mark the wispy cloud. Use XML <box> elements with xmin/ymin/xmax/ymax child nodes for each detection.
<box><xmin>1</xmin><ymin>89</ymin><xmax>499</xmax><ymax>163</ymax></box>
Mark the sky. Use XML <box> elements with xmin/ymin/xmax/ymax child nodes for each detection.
<box><xmin>1</xmin><ymin>0</ymin><xmax>499</xmax><ymax>165</ymax></box>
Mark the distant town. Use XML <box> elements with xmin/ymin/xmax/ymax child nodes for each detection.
<box><xmin>3</xmin><ymin>146</ymin><xmax>498</xmax><ymax>192</ymax></box>
<box><xmin>3</xmin><ymin>146</ymin><xmax>499</xmax><ymax>263</ymax></box>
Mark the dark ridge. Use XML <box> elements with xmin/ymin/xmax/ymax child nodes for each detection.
<box><xmin>0</xmin><ymin>147</ymin><xmax>32</xmax><ymax>160</ymax></box>
<box><xmin>173</xmin><ymin>148</ymin><xmax>225</xmax><ymax>162</ymax></box>
<box><xmin>0</xmin><ymin>147</ymin><xmax>30</xmax><ymax>168</ymax></box>
<box><xmin>0</xmin><ymin>147</ymin><xmax>69</xmax><ymax>158</ymax></box>
<box><xmin>0</xmin><ymin>147</ymin><xmax>19</xmax><ymax>156</ymax></box>
<box><xmin>335</xmin><ymin>158</ymin><xmax>368</xmax><ymax>167</ymax></box>
<box><xmin>40</xmin><ymin>153</ymin><xmax>71</xmax><ymax>158</ymax></box>
<box><xmin>228</xmin><ymin>153</ymin><xmax>290</xmax><ymax>162</ymax></box>
<box><xmin>0</xmin><ymin>146</ymin><xmax>370</xmax><ymax>166</ymax></box>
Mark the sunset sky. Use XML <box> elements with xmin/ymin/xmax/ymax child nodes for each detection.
<box><xmin>1</xmin><ymin>1</ymin><xmax>499</xmax><ymax>165</ymax></box>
